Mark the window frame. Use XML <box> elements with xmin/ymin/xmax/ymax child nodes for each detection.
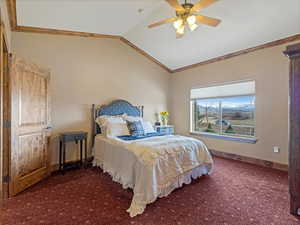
<box><xmin>189</xmin><ymin>80</ymin><xmax>257</xmax><ymax>144</ymax></box>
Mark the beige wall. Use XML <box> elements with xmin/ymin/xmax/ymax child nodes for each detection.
<box><xmin>170</xmin><ymin>42</ymin><xmax>298</xmax><ymax>165</ymax></box>
<box><xmin>11</xmin><ymin>30</ymin><xmax>297</xmax><ymax>166</ymax></box>
<box><xmin>12</xmin><ymin>32</ymin><xmax>170</xmax><ymax>165</ymax></box>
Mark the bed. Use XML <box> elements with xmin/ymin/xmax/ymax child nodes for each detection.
<box><xmin>91</xmin><ymin>100</ymin><xmax>213</xmax><ymax>217</ymax></box>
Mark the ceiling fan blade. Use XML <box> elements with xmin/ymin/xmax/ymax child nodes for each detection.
<box><xmin>165</xmin><ymin>0</ymin><xmax>185</xmax><ymax>11</ymax></box>
<box><xmin>148</xmin><ymin>17</ymin><xmax>177</xmax><ymax>28</ymax></box>
<box><xmin>196</xmin><ymin>15</ymin><xmax>221</xmax><ymax>27</ymax></box>
<box><xmin>191</xmin><ymin>0</ymin><xmax>217</xmax><ymax>12</ymax></box>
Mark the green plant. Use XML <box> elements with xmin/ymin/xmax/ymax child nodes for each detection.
<box><xmin>225</xmin><ymin>125</ymin><xmax>235</xmax><ymax>134</ymax></box>
<box><xmin>205</xmin><ymin>123</ymin><xmax>215</xmax><ymax>133</ymax></box>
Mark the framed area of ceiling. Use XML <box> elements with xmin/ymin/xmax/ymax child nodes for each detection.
<box><xmin>5</xmin><ymin>0</ymin><xmax>300</xmax><ymax>74</ymax></box>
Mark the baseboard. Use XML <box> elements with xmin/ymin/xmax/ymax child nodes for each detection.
<box><xmin>50</xmin><ymin>156</ymin><xmax>94</xmax><ymax>173</ymax></box>
<box><xmin>210</xmin><ymin>149</ymin><xmax>288</xmax><ymax>171</ymax></box>
<box><xmin>50</xmin><ymin>152</ymin><xmax>288</xmax><ymax>172</ymax></box>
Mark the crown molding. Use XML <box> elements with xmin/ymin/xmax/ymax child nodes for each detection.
<box><xmin>6</xmin><ymin>0</ymin><xmax>17</xmax><ymax>30</ymax></box>
<box><xmin>6</xmin><ymin>0</ymin><xmax>171</xmax><ymax>73</ymax></box>
<box><xmin>15</xmin><ymin>25</ymin><xmax>121</xmax><ymax>39</ymax></box>
<box><xmin>6</xmin><ymin>0</ymin><xmax>300</xmax><ymax>74</ymax></box>
<box><xmin>13</xmin><ymin>26</ymin><xmax>171</xmax><ymax>72</ymax></box>
<box><xmin>119</xmin><ymin>37</ymin><xmax>172</xmax><ymax>73</ymax></box>
<box><xmin>172</xmin><ymin>34</ymin><xmax>300</xmax><ymax>73</ymax></box>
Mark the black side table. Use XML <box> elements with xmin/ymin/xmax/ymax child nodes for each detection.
<box><xmin>59</xmin><ymin>131</ymin><xmax>88</xmax><ymax>173</ymax></box>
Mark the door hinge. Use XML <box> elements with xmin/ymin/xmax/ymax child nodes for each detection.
<box><xmin>3</xmin><ymin>120</ymin><xmax>11</xmax><ymax>128</ymax></box>
<box><xmin>3</xmin><ymin>175</ymin><xmax>10</xmax><ymax>183</ymax></box>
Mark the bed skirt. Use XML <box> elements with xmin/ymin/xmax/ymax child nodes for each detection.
<box><xmin>93</xmin><ymin>158</ymin><xmax>212</xmax><ymax>217</ymax></box>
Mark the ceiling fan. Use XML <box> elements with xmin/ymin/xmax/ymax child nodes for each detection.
<box><xmin>148</xmin><ymin>0</ymin><xmax>221</xmax><ymax>38</ymax></box>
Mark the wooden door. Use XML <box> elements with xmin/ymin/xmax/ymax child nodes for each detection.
<box><xmin>284</xmin><ymin>43</ymin><xmax>300</xmax><ymax>216</ymax></box>
<box><xmin>10</xmin><ymin>56</ymin><xmax>51</xmax><ymax>196</ymax></box>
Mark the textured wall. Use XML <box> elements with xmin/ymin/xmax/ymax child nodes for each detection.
<box><xmin>170</xmin><ymin>42</ymin><xmax>298</xmax><ymax>165</ymax></box>
<box><xmin>12</xmin><ymin>32</ymin><xmax>171</xmax><ymax>165</ymax></box>
<box><xmin>12</xmin><ymin>31</ymin><xmax>297</xmax><ymax>166</ymax></box>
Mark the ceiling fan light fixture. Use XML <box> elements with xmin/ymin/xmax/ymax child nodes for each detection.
<box><xmin>173</xmin><ymin>19</ymin><xmax>183</xmax><ymax>29</ymax></box>
<box><xmin>189</xmin><ymin>23</ymin><xmax>198</xmax><ymax>31</ymax></box>
<box><xmin>148</xmin><ymin>0</ymin><xmax>221</xmax><ymax>38</ymax></box>
<box><xmin>176</xmin><ymin>25</ymin><xmax>185</xmax><ymax>35</ymax></box>
<box><xmin>187</xmin><ymin>15</ymin><xmax>196</xmax><ymax>25</ymax></box>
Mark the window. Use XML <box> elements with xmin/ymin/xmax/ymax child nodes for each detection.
<box><xmin>190</xmin><ymin>81</ymin><xmax>256</xmax><ymax>140</ymax></box>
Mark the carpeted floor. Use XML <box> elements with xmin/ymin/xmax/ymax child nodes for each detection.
<box><xmin>1</xmin><ymin>157</ymin><xmax>299</xmax><ymax>225</ymax></box>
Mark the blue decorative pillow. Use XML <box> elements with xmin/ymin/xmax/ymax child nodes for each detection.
<box><xmin>126</xmin><ymin>120</ymin><xmax>145</xmax><ymax>137</ymax></box>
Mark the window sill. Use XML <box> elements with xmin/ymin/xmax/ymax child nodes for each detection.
<box><xmin>190</xmin><ymin>132</ymin><xmax>257</xmax><ymax>144</ymax></box>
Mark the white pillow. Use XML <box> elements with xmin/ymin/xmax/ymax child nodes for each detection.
<box><xmin>142</xmin><ymin>121</ymin><xmax>155</xmax><ymax>134</ymax></box>
<box><xmin>95</xmin><ymin>115</ymin><xmax>124</xmax><ymax>127</ymax></box>
<box><xmin>95</xmin><ymin>115</ymin><xmax>125</xmax><ymax>135</ymax></box>
<box><xmin>106</xmin><ymin>122</ymin><xmax>130</xmax><ymax>137</ymax></box>
<box><xmin>122</xmin><ymin>114</ymin><xmax>143</xmax><ymax>122</ymax></box>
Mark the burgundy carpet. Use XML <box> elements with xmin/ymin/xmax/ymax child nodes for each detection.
<box><xmin>1</xmin><ymin>157</ymin><xmax>299</xmax><ymax>225</ymax></box>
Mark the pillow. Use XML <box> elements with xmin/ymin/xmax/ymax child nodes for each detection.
<box><xmin>126</xmin><ymin>120</ymin><xmax>145</xmax><ymax>137</ymax></box>
<box><xmin>122</xmin><ymin>114</ymin><xmax>143</xmax><ymax>122</ymax></box>
<box><xmin>106</xmin><ymin>122</ymin><xmax>130</xmax><ymax>137</ymax></box>
<box><xmin>142</xmin><ymin>121</ymin><xmax>155</xmax><ymax>134</ymax></box>
<box><xmin>95</xmin><ymin>115</ymin><xmax>125</xmax><ymax>135</ymax></box>
<box><xmin>95</xmin><ymin>115</ymin><xmax>124</xmax><ymax>127</ymax></box>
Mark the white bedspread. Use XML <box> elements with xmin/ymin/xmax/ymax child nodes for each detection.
<box><xmin>93</xmin><ymin>135</ymin><xmax>213</xmax><ymax>217</ymax></box>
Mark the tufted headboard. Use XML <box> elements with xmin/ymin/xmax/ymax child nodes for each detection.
<box><xmin>91</xmin><ymin>100</ymin><xmax>144</xmax><ymax>145</ymax></box>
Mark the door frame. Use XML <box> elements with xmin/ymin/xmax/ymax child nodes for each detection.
<box><xmin>0</xmin><ymin>21</ymin><xmax>10</xmax><ymax>201</ymax></box>
<box><xmin>284</xmin><ymin>43</ymin><xmax>300</xmax><ymax>216</ymax></box>
<box><xmin>2</xmin><ymin>26</ymin><xmax>9</xmax><ymax>200</ymax></box>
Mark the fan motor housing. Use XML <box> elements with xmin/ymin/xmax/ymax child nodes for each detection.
<box><xmin>182</xmin><ymin>3</ymin><xmax>194</xmax><ymax>9</ymax></box>
<box><xmin>176</xmin><ymin>3</ymin><xmax>194</xmax><ymax>17</ymax></box>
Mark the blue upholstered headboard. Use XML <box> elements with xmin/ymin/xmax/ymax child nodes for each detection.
<box><xmin>91</xmin><ymin>100</ymin><xmax>144</xmax><ymax>143</ymax></box>
<box><xmin>96</xmin><ymin>100</ymin><xmax>141</xmax><ymax>118</ymax></box>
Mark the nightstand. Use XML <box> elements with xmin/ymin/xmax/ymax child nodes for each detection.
<box><xmin>59</xmin><ymin>131</ymin><xmax>88</xmax><ymax>173</ymax></box>
<box><xmin>155</xmin><ymin>125</ymin><xmax>174</xmax><ymax>135</ymax></box>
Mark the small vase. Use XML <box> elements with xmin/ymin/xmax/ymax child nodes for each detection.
<box><xmin>161</xmin><ymin>117</ymin><xmax>168</xmax><ymax>126</ymax></box>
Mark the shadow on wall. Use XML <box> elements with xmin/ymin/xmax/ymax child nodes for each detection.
<box><xmin>49</xmin><ymin>104</ymin><xmax>92</xmax><ymax>166</ymax></box>
<box><xmin>49</xmin><ymin>134</ymin><xmax>91</xmax><ymax>167</ymax></box>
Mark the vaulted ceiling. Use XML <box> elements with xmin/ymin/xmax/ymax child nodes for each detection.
<box><xmin>14</xmin><ymin>0</ymin><xmax>300</xmax><ymax>71</ymax></box>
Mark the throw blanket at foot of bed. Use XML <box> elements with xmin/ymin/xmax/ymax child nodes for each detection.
<box><xmin>93</xmin><ymin>135</ymin><xmax>213</xmax><ymax>217</ymax></box>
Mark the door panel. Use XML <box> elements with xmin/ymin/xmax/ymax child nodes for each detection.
<box><xmin>18</xmin><ymin>133</ymin><xmax>46</xmax><ymax>177</ymax></box>
<box><xmin>10</xmin><ymin>56</ymin><xmax>51</xmax><ymax>196</ymax></box>
<box><xmin>20</xmin><ymin>72</ymin><xmax>47</xmax><ymax>126</ymax></box>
